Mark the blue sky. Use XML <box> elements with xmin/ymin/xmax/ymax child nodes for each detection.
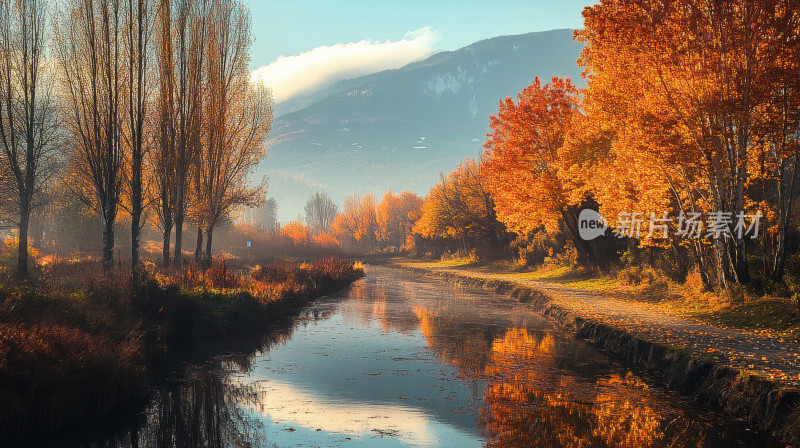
<box><xmin>248</xmin><ymin>1</ymin><xmax>595</xmax><ymax>68</ymax></box>
<box><xmin>247</xmin><ymin>1</ymin><xmax>596</xmax><ymax>103</ymax></box>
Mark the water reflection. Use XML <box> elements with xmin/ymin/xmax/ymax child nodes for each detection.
<box><xmin>141</xmin><ymin>359</ymin><xmax>266</xmax><ymax>448</ymax></box>
<box><xmin>247</xmin><ymin>379</ymin><xmax>445</xmax><ymax>446</ymax></box>
<box><xmin>62</xmin><ymin>265</ymin><xmax>777</xmax><ymax>447</ymax></box>
<box><xmin>414</xmin><ymin>306</ymin><xmax>775</xmax><ymax>448</ymax></box>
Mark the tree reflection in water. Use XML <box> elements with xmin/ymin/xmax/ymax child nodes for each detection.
<box><xmin>83</xmin><ymin>355</ymin><xmax>267</xmax><ymax>448</ymax></box>
<box><xmin>74</xmin><ymin>311</ymin><xmax>342</xmax><ymax>448</ymax></box>
<box><xmin>141</xmin><ymin>359</ymin><xmax>267</xmax><ymax>448</ymax></box>
<box><xmin>415</xmin><ymin>307</ymin><xmax>775</xmax><ymax>448</ymax></box>
<box><xmin>64</xmin><ymin>272</ymin><xmax>774</xmax><ymax>448</ymax></box>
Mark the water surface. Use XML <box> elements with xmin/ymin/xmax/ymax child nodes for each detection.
<box><xmin>63</xmin><ymin>265</ymin><xmax>778</xmax><ymax>447</ymax></box>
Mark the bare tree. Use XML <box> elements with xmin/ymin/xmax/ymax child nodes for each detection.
<box><xmin>304</xmin><ymin>192</ymin><xmax>337</xmax><ymax>232</ymax></box>
<box><xmin>56</xmin><ymin>0</ymin><xmax>127</xmax><ymax>271</ymax></box>
<box><xmin>122</xmin><ymin>0</ymin><xmax>153</xmax><ymax>271</ymax></box>
<box><xmin>150</xmin><ymin>0</ymin><xmax>176</xmax><ymax>266</ymax></box>
<box><xmin>193</xmin><ymin>0</ymin><xmax>271</xmax><ymax>264</ymax></box>
<box><xmin>242</xmin><ymin>197</ymin><xmax>277</xmax><ymax>231</ymax></box>
<box><xmin>150</xmin><ymin>0</ymin><xmax>208</xmax><ymax>266</ymax></box>
<box><xmin>174</xmin><ymin>0</ymin><xmax>206</xmax><ymax>265</ymax></box>
<box><xmin>0</xmin><ymin>0</ymin><xmax>61</xmax><ymax>278</ymax></box>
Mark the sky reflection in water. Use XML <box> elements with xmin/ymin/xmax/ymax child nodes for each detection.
<box><xmin>69</xmin><ymin>265</ymin><xmax>777</xmax><ymax>448</ymax></box>
<box><xmin>228</xmin><ymin>266</ymin><xmax>775</xmax><ymax>448</ymax></box>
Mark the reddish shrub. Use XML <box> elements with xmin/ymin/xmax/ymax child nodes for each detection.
<box><xmin>204</xmin><ymin>258</ymin><xmax>239</xmax><ymax>289</ymax></box>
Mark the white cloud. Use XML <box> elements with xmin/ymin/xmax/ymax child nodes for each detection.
<box><xmin>251</xmin><ymin>27</ymin><xmax>441</xmax><ymax>104</ymax></box>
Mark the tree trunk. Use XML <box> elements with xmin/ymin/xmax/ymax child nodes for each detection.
<box><xmin>194</xmin><ymin>227</ymin><xmax>203</xmax><ymax>263</ymax></box>
<box><xmin>162</xmin><ymin>223</ymin><xmax>172</xmax><ymax>268</ymax></box>
<box><xmin>131</xmin><ymin>148</ymin><xmax>143</xmax><ymax>269</ymax></box>
<box><xmin>692</xmin><ymin>241</ymin><xmax>712</xmax><ymax>292</ymax></box>
<box><xmin>714</xmin><ymin>238</ymin><xmax>730</xmax><ymax>289</ymax></box>
<box><xmin>734</xmin><ymin>154</ymin><xmax>750</xmax><ymax>284</ymax></box>
<box><xmin>173</xmin><ymin>210</ymin><xmax>184</xmax><ymax>265</ymax></box>
<box><xmin>131</xmin><ymin>191</ymin><xmax>142</xmax><ymax>268</ymax></box>
<box><xmin>773</xmin><ymin>158</ymin><xmax>799</xmax><ymax>283</ymax></box>
<box><xmin>204</xmin><ymin>227</ymin><xmax>213</xmax><ymax>266</ymax></box>
<box><xmin>560</xmin><ymin>207</ymin><xmax>595</xmax><ymax>267</ymax></box>
<box><xmin>17</xmin><ymin>202</ymin><xmax>30</xmax><ymax>279</ymax></box>
<box><xmin>102</xmin><ymin>213</ymin><xmax>115</xmax><ymax>271</ymax></box>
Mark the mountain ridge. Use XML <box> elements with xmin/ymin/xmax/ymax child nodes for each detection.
<box><xmin>259</xmin><ymin>29</ymin><xmax>584</xmax><ymax>222</ymax></box>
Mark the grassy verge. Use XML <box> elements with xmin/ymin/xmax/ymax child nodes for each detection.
<box><xmin>0</xmin><ymin>257</ymin><xmax>363</xmax><ymax>441</ymax></box>
<box><xmin>391</xmin><ymin>255</ymin><xmax>800</xmax><ymax>340</ymax></box>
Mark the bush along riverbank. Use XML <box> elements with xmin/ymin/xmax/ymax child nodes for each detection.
<box><xmin>0</xmin><ymin>257</ymin><xmax>364</xmax><ymax>442</ymax></box>
<box><xmin>383</xmin><ymin>261</ymin><xmax>800</xmax><ymax>445</ymax></box>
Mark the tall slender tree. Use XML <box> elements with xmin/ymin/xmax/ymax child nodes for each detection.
<box><xmin>151</xmin><ymin>0</ymin><xmax>177</xmax><ymax>266</ymax></box>
<box><xmin>150</xmin><ymin>0</ymin><xmax>208</xmax><ymax>266</ymax></box>
<box><xmin>304</xmin><ymin>192</ymin><xmax>338</xmax><ymax>232</ymax></box>
<box><xmin>122</xmin><ymin>0</ymin><xmax>153</xmax><ymax>270</ymax></box>
<box><xmin>172</xmin><ymin>0</ymin><xmax>207</xmax><ymax>265</ymax></box>
<box><xmin>193</xmin><ymin>0</ymin><xmax>271</xmax><ymax>264</ymax></box>
<box><xmin>56</xmin><ymin>0</ymin><xmax>126</xmax><ymax>271</ymax></box>
<box><xmin>0</xmin><ymin>0</ymin><xmax>61</xmax><ymax>278</ymax></box>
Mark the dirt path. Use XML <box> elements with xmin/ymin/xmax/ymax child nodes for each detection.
<box><xmin>401</xmin><ymin>261</ymin><xmax>800</xmax><ymax>384</ymax></box>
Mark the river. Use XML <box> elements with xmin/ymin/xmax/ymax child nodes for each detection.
<box><xmin>54</xmin><ymin>265</ymin><xmax>778</xmax><ymax>447</ymax></box>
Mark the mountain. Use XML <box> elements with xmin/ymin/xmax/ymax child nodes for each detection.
<box><xmin>258</xmin><ymin>29</ymin><xmax>584</xmax><ymax>222</ymax></box>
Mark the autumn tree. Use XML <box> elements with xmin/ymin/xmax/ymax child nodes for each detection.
<box><xmin>304</xmin><ymin>192</ymin><xmax>337</xmax><ymax>233</ymax></box>
<box><xmin>376</xmin><ymin>190</ymin><xmax>423</xmax><ymax>251</ymax></box>
<box><xmin>56</xmin><ymin>0</ymin><xmax>128</xmax><ymax>271</ymax></box>
<box><xmin>331</xmin><ymin>199</ymin><xmax>358</xmax><ymax>248</ymax></box>
<box><xmin>354</xmin><ymin>194</ymin><xmax>378</xmax><ymax>250</ymax></box>
<box><xmin>577</xmin><ymin>0</ymin><xmax>800</xmax><ymax>286</ymax></box>
<box><xmin>751</xmin><ymin>4</ymin><xmax>800</xmax><ymax>283</ymax></box>
<box><xmin>149</xmin><ymin>0</ymin><xmax>209</xmax><ymax>266</ymax></box>
<box><xmin>483</xmin><ymin>77</ymin><xmax>596</xmax><ymax>265</ymax></box>
<box><xmin>193</xmin><ymin>0</ymin><xmax>272</xmax><ymax>264</ymax></box>
<box><xmin>332</xmin><ymin>193</ymin><xmax>378</xmax><ymax>251</ymax></box>
<box><xmin>123</xmin><ymin>0</ymin><xmax>153</xmax><ymax>270</ymax></box>
<box><xmin>413</xmin><ymin>159</ymin><xmax>509</xmax><ymax>259</ymax></box>
<box><xmin>56</xmin><ymin>0</ymin><xmax>161</xmax><ymax>271</ymax></box>
<box><xmin>0</xmin><ymin>0</ymin><xmax>61</xmax><ymax>278</ymax></box>
<box><xmin>281</xmin><ymin>220</ymin><xmax>309</xmax><ymax>246</ymax></box>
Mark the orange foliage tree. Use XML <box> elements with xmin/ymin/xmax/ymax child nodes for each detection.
<box><xmin>311</xmin><ymin>232</ymin><xmax>339</xmax><ymax>249</ymax></box>
<box><xmin>193</xmin><ymin>0</ymin><xmax>272</xmax><ymax>264</ymax></box>
<box><xmin>413</xmin><ymin>159</ymin><xmax>509</xmax><ymax>259</ymax></box>
<box><xmin>332</xmin><ymin>193</ymin><xmax>378</xmax><ymax>251</ymax></box>
<box><xmin>483</xmin><ymin>77</ymin><xmax>596</xmax><ymax>264</ymax></box>
<box><xmin>281</xmin><ymin>220</ymin><xmax>309</xmax><ymax>246</ymax></box>
<box><xmin>577</xmin><ymin>0</ymin><xmax>800</xmax><ymax>286</ymax></box>
<box><xmin>376</xmin><ymin>190</ymin><xmax>423</xmax><ymax>252</ymax></box>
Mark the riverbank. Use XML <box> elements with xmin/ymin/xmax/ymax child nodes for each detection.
<box><xmin>374</xmin><ymin>257</ymin><xmax>800</xmax><ymax>445</ymax></box>
<box><xmin>0</xmin><ymin>258</ymin><xmax>364</xmax><ymax>442</ymax></box>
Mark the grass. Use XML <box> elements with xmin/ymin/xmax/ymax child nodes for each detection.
<box><xmin>394</xmin><ymin>254</ymin><xmax>800</xmax><ymax>340</ymax></box>
<box><xmin>0</xmin><ymin>255</ymin><xmax>364</xmax><ymax>442</ymax></box>
<box><xmin>692</xmin><ymin>296</ymin><xmax>800</xmax><ymax>334</ymax></box>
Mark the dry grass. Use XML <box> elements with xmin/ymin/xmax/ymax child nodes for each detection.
<box><xmin>0</xmin><ymin>253</ymin><xmax>364</xmax><ymax>441</ymax></box>
<box><xmin>155</xmin><ymin>256</ymin><xmax>364</xmax><ymax>301</ymax></box>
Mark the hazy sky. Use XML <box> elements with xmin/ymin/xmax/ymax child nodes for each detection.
<box><xmin>247</xmin><ymin>1</ymin><xmax>596</xmax><ymax>103</ymax></box>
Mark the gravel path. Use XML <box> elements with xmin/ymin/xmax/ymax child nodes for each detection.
<box><xmin>408</xmin><ymin>262</ymin><xmax>800</xmax><ymax>384</ymax></box>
